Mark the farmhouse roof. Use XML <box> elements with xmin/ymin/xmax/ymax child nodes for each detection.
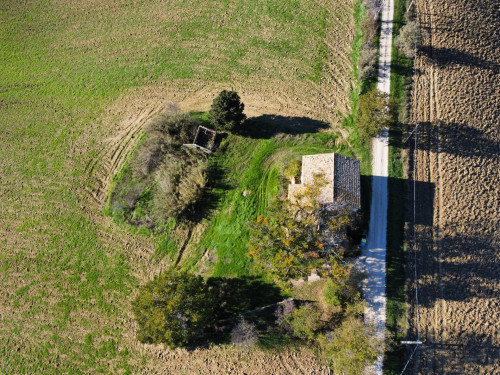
<box><xmin>288</xmin><ymin>153</ymin><xmax>361</xmax><ymax>209</ymax></box>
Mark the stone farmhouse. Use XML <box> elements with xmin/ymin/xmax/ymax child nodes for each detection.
<box><xmin>288</xmin><ymin>153</ymin><xmax>361</xmax><ymax>210</ymax></box>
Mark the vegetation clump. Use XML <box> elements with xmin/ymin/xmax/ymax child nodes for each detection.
<box><xmin>107</xmin><ymin>110</ymin><xmax>209</xmax><ymax>226</ymax></box>
<box><xmin>132</xmin><ymin>270</ymin><xmax>285</xmax><ymax>349</ymax></box>
<box><xmin>154</xmin><ymin>148</ymin><xmax>209</xmax><ymax>221</ymax></box>
<box><xmin>208</xmin><ymin>90</ymin><xmax>246</xmax><ymax>131</ymax></box>
<box><xmin>357</xmin><ymin>89</ymin><xmax>391</xmax><ymax>140</ymax></box>
<box><xmin>394</xmin><ymin>21</ymin><xmax>425</xmax><ymax>59</ymax></box>
<box><xmin>248</xmin><ymin>174</ymin><xmax>353</xmax><ymax>281</ymax></box>
<box><xmin>321</xmin><ymin>317</ymin><xmax>380</xmax><ymax>375</ymax></box>
<box><xmin>132</xmin><ymin>271</ymin><xmax>213</xmax><ymax>348</ymax></box>
<box><xmin>286</xmin><ymin>303</ymin><xmax>321</xmax><ymax>341</ymax></box>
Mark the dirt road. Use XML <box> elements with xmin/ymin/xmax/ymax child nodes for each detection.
<box><xmin>363</xmin><ymin>0</ymin><xmax>394</xmax><ymax>373</ymax></box>
<box><xmin>408</xmin><ymin>0</ymin><xmax>500</xmax><ymax>373</ymax></box>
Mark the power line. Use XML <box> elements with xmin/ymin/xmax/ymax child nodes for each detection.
<box><xmin>400</xmin><ymin>344</ymin><xmax>419</xmax><ymax>375</ymax></box>
<box><xmin>400</xmin><ymin>0</ymin><xmax>422</xmax><ymax>373</ymax></box>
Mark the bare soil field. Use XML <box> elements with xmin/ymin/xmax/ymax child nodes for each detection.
<box><xmin>0</xmin><ymin>0</ymin><xmax>358</xmax><ymax>373</ymax></box>
<box><xmin>407</xmin><ymin>0</ymin><xmax>500</xmax><ymax>373</ymax></box>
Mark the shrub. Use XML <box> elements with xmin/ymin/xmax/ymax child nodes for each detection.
<box><xmin>324</xmin><ymin>258</ymin><xmax>364</xmax><ymax>308</ymax></box>
<box><xmin>394</xmin><ymin>21</ymin><xmax>424</xmax><ymax>59</ymax></box>
<box><xmin>357</xmin><ymin>90</ymin><xmax>390</xmax><ymax>140</ymax></box>
<box><xmin>231</xmin><ymin>318</ymin><xmax>259</xmax><ymax>349</ymax></box>
<box><xmin>130</xmin><ymin>132</ymin><xmax>166</xmax><ymax>179</ymax></box>
<box><xmin>344</xmin><ymin>298</ymin><xmax>365</xmax><ymax>318</ymax></box>
<box><xmin>275</xmin><ymin>299</ymin><xmax>295</xmax><ymax>334</ymax></box>
<box><xmin>357</xmin><ymin>0</ymin><xmax>382</xmax><ymax>82</ymax></box>
<box><xmin>323</xmin><ymin>273</ymin><xmax>362</xmax><ymax>308</ymax></box>
<box><xmin>208</xmin><ymin>90</ymin><xmax>246</xmax><ymax>131</ymax></box>
<box><xmin>146</xmin><ymin>112</ymin><xmax>198</xmax><ymax>146</ymax></box>
<box><xmin>358</xmin><ymin>47</ymin><xmax>377</xmax><ymax>81</ymax></box>
<box><xmin>286</xmin><ymin>303</ymin><xmax>321</xmax><ymax>340</ymax></box>
<box><xmin>323</xmin><ymin>317</ymin><xmax>380</xmax><ymax>375</ymax></box>
<box><xmin>283</xmin><ymin>159</ymin><xmax>302</xmax><ymax>180</ymax></box>
<box><xmin>131</xmin><ymin>271</ymin><xmax>213</xmax><ymax>348</ymax></box>
<box><xmin>323</xmin><ymin>278</ymin><xmax>343</xmax><ymax>307</ymax></box>
<box><xmin>154</xmin><ymin>148</ymin><xmax>208</xmax><ymax>220</ymax></box>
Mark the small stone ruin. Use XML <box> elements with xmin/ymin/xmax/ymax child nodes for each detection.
<box><xmin>183</xmin><ymin>126</ymin><xmax>217</xmax><ymax>153</ymax></box>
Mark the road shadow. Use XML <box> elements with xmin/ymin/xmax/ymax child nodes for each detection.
<box><xmin>236</xmin><ymin>114</ymin><xmax>330</xmax><ymax>139</ymax></box>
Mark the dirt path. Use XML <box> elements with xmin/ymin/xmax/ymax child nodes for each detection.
<box><xmin>362</xmin><ymin>0</ymin><xmax>394</xmax><ymax>373</ymax></box>
<box><xmin>408</xmin><ymin>0</ymin><xmax>500</xmax><ymax>373</ymax></box>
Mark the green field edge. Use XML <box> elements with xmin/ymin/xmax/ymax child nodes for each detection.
<box><xmin>384</xmin><ymin>0</ymin><xmax>411</xmax><ymax>373</ymax></box>
<box><xmin>347</xmin><ymin>0</ymin><xmax>373</xmax><ymax>231</ymax></box>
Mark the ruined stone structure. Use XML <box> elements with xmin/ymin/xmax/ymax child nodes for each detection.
<box><xmin>183</xmin><ymin>126</ymin><xmax>217</xmax><ymax>153</ymax></box>
<box><xmin>288</xmin><ymin>153</ymin><xmax>360</xmax><ymax>209</ymax></box>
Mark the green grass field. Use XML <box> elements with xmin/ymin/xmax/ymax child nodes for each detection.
<box><xmin>0</xmin><ymin>0</ymin><xmax>361</xmax><ymax>372</ymax></box>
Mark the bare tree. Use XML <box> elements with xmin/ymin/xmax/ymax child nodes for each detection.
<box><xmin>395</xmin><ymin>21</ymin><xmax>425</xmax><ymax>59</ymax></box>
<box><xmin>275</xmin><ymin>299</ymin><xmax>295</xmax><ymax>334</ymax></box>
<box><xmin>231</xmin><ymin>318</ymin><xmax>258</xmax><ymax>349</ymax></box>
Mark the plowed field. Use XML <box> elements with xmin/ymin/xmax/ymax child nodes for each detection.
<box><xmin>407</xmin><ymin>0</ymin><xmax>500</xmax><ymax>373</ymax></box>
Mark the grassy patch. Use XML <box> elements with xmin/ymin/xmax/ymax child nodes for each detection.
<box><xmin>343</xmin><ymin>0</ymin><xmax>373</xmax><ymax>228</ymax></box>
<box><xmin>385</xmin><ymin>0</ymin><xmax>411</xmax><ymax>373</ymax></box>
<box><xmin>179</xmin><ymin>129</ymin><xmax>341</xmax><ymax>277</ymax></box>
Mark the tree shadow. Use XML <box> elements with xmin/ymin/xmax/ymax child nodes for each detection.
<box><xmin>208</xmin><ymin>276</ymin><xmax>285</xmax><ymax>320</ymax></box>
<box><xmin>421</xmin><ymin>45</ymin><xmax>500</xmax><ymax>72</ymax></box>
<box><xmin>405</xmin><ymin>121</ymin><xmax>500</xmax><ymax>160</ymax></box>
<box><xmin>188</xmin><ymin>276</ymin><xmax>285</xmax><ymax>348</ymax></box>
<box><xmin>235</xmin><ymin>114</ymin><xmax>330</xmax><ymax>139</ymax></box>
<box><xmin>185</xmin><ymin>148</ymin><xmax>231</xmax><ymax>223</ymax></box>
<box><xmin>413</xmin><ymin>231</ymin><xmax>500</xmax><ymax>310</ymax></box>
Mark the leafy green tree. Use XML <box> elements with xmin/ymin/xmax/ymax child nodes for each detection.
<box><xmin>323</xmin><ymin>317</ymin><xmax>380</xmax><ymax>375</ymax></box>
<box><xmin>323</xmin><ymin>258</ymin><xmax>362</xmax><ymax>307</ymax></box>
<box><xmin>357</xmin><ymin>90</ymin><xmax>390</xmax><ymax>140</ymax></box>
<box><xmin>248</xmin><ymin>174</ymin><xmax>352</xmax><ymax>281</ymax></box>
<box><xmin>286</xmin><ymin>303</ymin><xmax>321</xmax><ymax>340</ymax></box>
<box><xmin>248</xmin><ymin>175</ymin><xmax>326</xmax><ymax>280</ymax></box>
<box><xmin>132</xmin><ymin>271</ymin><xmax>213</xmax><ymax>348</ymax></box>
<box><xmin>208</xmin><ymin>90</ymin><xmax>246</xmax><ymax>131</ymax></box>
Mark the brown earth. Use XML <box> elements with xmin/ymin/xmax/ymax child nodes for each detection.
<box><xmin>407</xmin><ymin>0</ymin><xmax>500</xmax><ymax>373</ymax></box>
